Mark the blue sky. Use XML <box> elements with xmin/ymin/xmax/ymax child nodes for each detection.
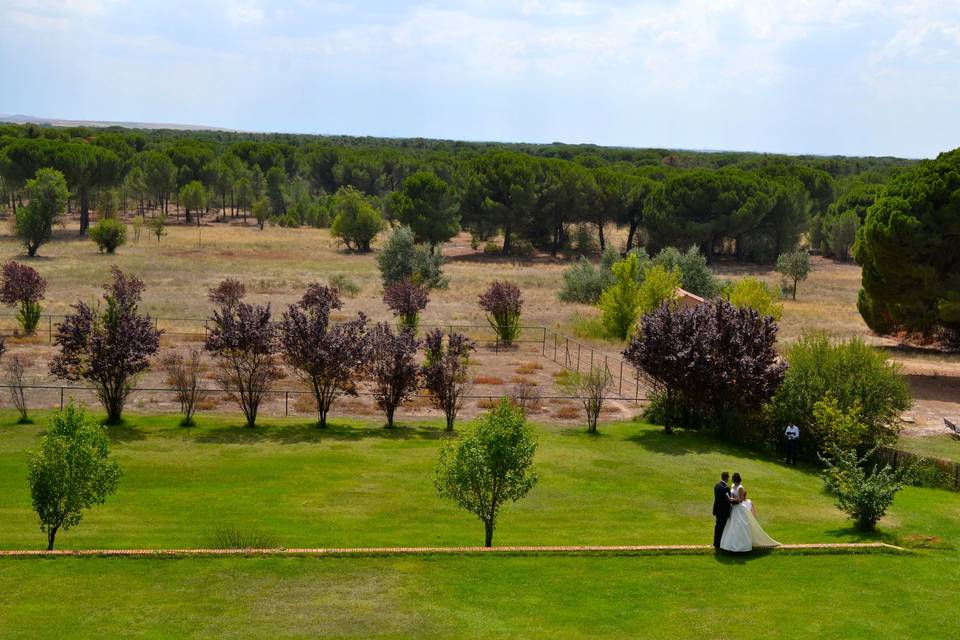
<box><xmin>2</xmin><ymin>1</ymin><xmax>958</xmax><ymax>158</ymax></box>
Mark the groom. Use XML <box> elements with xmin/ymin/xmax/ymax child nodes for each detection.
<box><xmin>712</xmin><ymin>471</ymin><xmax>732</xmax><ymax>549</ymax></box>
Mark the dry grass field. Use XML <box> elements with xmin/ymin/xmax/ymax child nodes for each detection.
<box><xmin>0</xmin><ymin>216</ymin><xmax>956</xmax><ymax>436</ymax></box>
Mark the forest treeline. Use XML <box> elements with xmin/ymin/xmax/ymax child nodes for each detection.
<box><xmin>0</xmin><ymin>123</ymin><xmax>916</xmax><ymax>263</ymax></box>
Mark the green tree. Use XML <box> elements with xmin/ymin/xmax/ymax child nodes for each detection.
<box><xmin>828</xmin><ymin>210</ymin><xmax>859</xmax><ymax>261</ymax></box>
<box><xmin>89</xmin><ymin>218</ymin><xmax>127</xmax><ymax>254</ymax></box>
<box><xmin>178</xmin><ymin>180</ymin><xmax>207</xmax><ymax>224</ymax></box>
<box><xmin>123</xmin><ymin>166</ymin><xmax>149</xmax><ymax>216</ymax></box>
<box><xmin>855</xmin><ymin>149</ymin><xmax>960</xmax><ymax>343</ymax></box>
<box><xmin>434</xmin><ymin>398</ymin><xmax>538</xmax><ymax>547</ymax></box>
<box><xmin>376</xmin><ymin>225</ymin><xmax>447</xmax><ymax>289</ymax></box>
<box><xmin>139</xmin><ymin>150</ymin><xmax>177</xmax><ymax>214</ymax></box>
<box><xmin>16</xmin><ymin>168</ymin><xmax>68</xmax><ymax>257</ymax></box>
<box><xmin>388</xmin><ymin>171</ymin><xmax>460</xmax><ymax>247</ymax></box>
<box><xmin>598</xmin><ymin>253</ymin><xmax>644</xmax><ymax>341</ymax></box>
<box><xmin>651</xmin><ymin>246</ymin><xmax>719</xmax><ymax>298</ymax></box>
<box><xmin>54</xmin><ymin>142</ymin><xmax>122</xmax><ymax>234</ymax></box>
<box><xmin>265</xmin><ymin>166</ymin><xmax>287</xmax><ymax>216</ymax></box>
<box><xmin>330</xmin><ymin>186</ymin><xmax>384</xmax><ymax>252</ymax></box>
<box><xmin>463</xmin><ymin>152</ymin><xmax>536</xmax><ymax>255</ymax></box>
<box><xmin>723</xmin><ymin>277</ymin><xmax>783</xmax><ymax>320</ymax></box>
<box><xmin>252</xmin><ymin>197</ymin><xmax>270</xmax><ymax>230</ymax></box>
<box><xmin>644</xmin><ymin>169</ymin><xmax>774</xmax><ymax>261</ymax></box>
<box><xmin>27</xmin><ymin>404</ymin><xmax>122</xmax><ymax>550</ymax></box>
<box><xmin>148</xmin><ymin>214</ymin><xmax>167</xmax><ymax>243</ymax></box>
<box><xmin>637</xmin><ymin>264</ymin><xmax>682</xmax><ymax>317</ymax></box>
<box><xmin>775</xmin><ymin>250</ymin><xmax>811</xmax><ymax>300</ymax></box>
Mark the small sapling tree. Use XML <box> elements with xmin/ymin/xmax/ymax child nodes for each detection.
<box><xmin>278</xmin><ymin>284</ymin><xmax>369</xmax><ymax>428</ymax></box>
<box><xmin>559</xmin><ymin>367</ymin><xmax>615</xmax><ymax>434</ymax></box>
<box><xmin>820</xmin><ymin>446</ymin><xmax>915</xmax><ymax>530</ymax></box>
<box><xmin>50</xmin><ymin>268</ymin><xmax>162</xmax><ymax>424</ymax></box>
<box><xmin>27</xmin><ymin>404</ymin><xmax>122</xmax><ymax>550</ymax></box>
<box><xmin>775</xmin><ymin>250</ymin><xmax>811</xmax><ymax>300</ymax></box>
<box><xmin>148</xmin><ymin>214</ymin><xmax>167</xmax><ymax>243</ymax></box>
<box><xmin>479</xmin><ymin>281</ymin><xmax>523</xmax><ymax>345</ymax></box>
<box><xmin>0</xmin><ymin>261</ymin><xmax>47</xmax><ymax>335</ymax></box>
<box><xmin>6</xmin><ymin>355</ymin><xmax>31</xmax><ymax>424</ymax></box>
<box><xmin>162</xmin><ymin>349</ymin><xmax>205</xmax><ymax>426</ymax></box>
<box><xmin>422</xmin><ymin>329</ymin><xmax>475</xmax><ymax>431</ymax></box>
<box><xmin>367</xmin><ymin>322</ymin><xmax>420</xmax><ymax>428</ymax></box>
<box><xmin>205</xmin><ymin>281</ymin><xmax>281</xmax><ymax>428</ymax></box>
<box><xmin>434</xmin><ymin>399</ymin><xmax>538</xmax><ymax>546</ymax></box>
<box><xmin>383</xmin><ymin>280</ymin><xmax>429</xmax><ymax>330</ymax></box>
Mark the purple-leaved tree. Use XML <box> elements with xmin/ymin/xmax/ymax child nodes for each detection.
<box><xmin>278</xmin><ymin>284</ymin><xmax>369</xmax><ymax>428</ymax></box>
<box><xmin>204</xmin><ymin>280</ymin><xmax>281</xmax><ymax>428</ymax></box>
<box><xmin>51</xmin><ymin>268</ymin><xmax>161</xmax><ymax>423</ymax></box>
<box><xmin>367</xmin><ymin>322</ymin><xmax>420</xmax><ymax>428</ymax></box>
<box><xmin>383</xmin><ymin>280</ymin><xmax>428</xmax><ymax>330</ymax></box>
<box><xmin>623</xmin><ymin>299</ymin><xmax>786</xmax><ymax>435</ymax></box>
<box><xmin>479</xmin><ymin>281</ymin><xmax>523</xmax><ymax>344</ymax></box>
<box><xmin>0</xmin><ymin>261</ymin><xmax>47</xmax><ymax>335</ymax></box>
<box><xmin>422</xmin><ymin>329</ymin><xmax>474</xmax><ymax>431</ymax></box>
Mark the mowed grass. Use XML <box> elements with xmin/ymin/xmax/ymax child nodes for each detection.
<box><xmin>1</xmin><ymin>411</ymin><xmax>959</xmax><ymax>550</ymax></box>
<box><xmin>2</xmin><ymin>411</ymin><xmax>960</xmax><ymax>638</ymax></box>
<box><xmin>2</xmin><ymin>553</ymin><xmax>958</xmax><ymax>639</ymax></box>
<box><xmin>899</xmin><ymin>434</ymin><xmax>960</xmax><ymax>463</ymax></box>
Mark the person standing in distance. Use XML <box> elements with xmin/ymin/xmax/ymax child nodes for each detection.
<box><xmin>713</xmin><ymin>472</ymin><xmax>732</xmax><ymax>549</ymax></box>
<box><xmin>785</xmin><ymin>423</ymin><xmax>800</xmax><ymax>465</ymax></box>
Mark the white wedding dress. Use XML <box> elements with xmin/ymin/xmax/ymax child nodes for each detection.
<box><xmin>719</xmin><ymin>484</ymin><xmax>780</xmax><ymax>552</ymax></box>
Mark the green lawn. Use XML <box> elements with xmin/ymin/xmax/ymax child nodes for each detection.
<box><xmin>899</xmin><ymin>434</ymin><xmax>960</xmax><ymax>463</ymax></box>
<box><xmin>1</xmin><ymin>411</ymin><xmax>959</xmax><ymax>638</ymax></box>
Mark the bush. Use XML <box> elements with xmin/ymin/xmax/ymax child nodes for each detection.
<box><xmin>377</xmin><ymin>225</ymin><xmax>447</xmax><ymax>289</ymax></box>
<box><xmin>330</xmin><ymin>186</ymin><xmax>384</xmax><ymax>252</ymax></box>
<box><xmin>637</xmin><ymin>264</ymin><xmax>682</xmax><ymax>317</ymax></box>
<box><xmin>569</xmin><ymin>223</ymin><xmax>599</xmax><ymax>257</ymax></box>
<box><xmin>0</xmin><ymin>261</ymin><xmax>47</xmax><ymax>335</ymax></box>
<box><xmin>383</xmin><ymin>280</ymin><xmax>429</xmax><ymax>330</ymax></box>
<box><xmin>598</xmin><ymin>253</ymin><xmax>644</xmax><ymax>341</ymax></box>
<box><xmin>651</xmin><ymin>246</ymin><xmax>718</xmax><ymax>298</ymax></box>
<box><xmin>723</xmin><ymin>277</ymin><xmax>783</xmax><ymax>320</ymax></box>
<box><xmin>768</xmin><ymin>334</ymin><xmax>911</xmax><ymax>456</ymax></box>
<box><xmin>89</xmin><ymin>218</ymin><xmax>127</xmax><ymax>254</ymax></box>
<box><xmin>479</xmin><ymin>281</ymin><xmax>523</xmax><ymax>344</ymax></box>
<box><xmin>329</xmin><ymin>274</ymin><xmax>360</xmax><ymax>297</ymax></box>
<box><xmin>820</xmin><ymin>446</ymin><xmax>914</xmax><ymax>530</ymax></box>
<box><xmin>558</xmin><ymin>247</ymin><xmax>618</xmax><ymax>304</ymax></box>
<box><xmin>148</xmin><ymin>214</ymin><xmax>167</xmax><ymax>243</ymax></box>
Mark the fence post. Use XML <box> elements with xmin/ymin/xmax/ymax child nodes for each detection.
<box><xmin>553</xmin><ymin>333</ymin><xmax>557</xmax><ymax>361</ymax></box>
<box><xmin>59</xmin><ymin>387</ymin><xmax>64</xmax><ymax>410</ymax></box>
<box><xmin>542</xmin><ymin>327</ymin><xmax>546</xmax><ymax>355</ymax></box>
<box><xmin>619</xmin><ymin>361</ymin><xmax>623</xmax><ymax>395</ymax></box>
<box><xmin>576</xmin><ymin>343</ymin><xmax>581</xmax><ymax>372</ymax></box>
<box><xmin>285</xmin><ymin>392</ymin><xmax>289</xmax><ymax>417</ymax></box>
<box><xmin>48</xmin><ymin>315</ymin><xmax>53</xmax><ymax>344</ymax></box>
<box><xmin>635</xmin><ymin>371</ymin><xmax>640</xmax><ymax>400</ymax></box>
<box><xmin>590</xmin><ymin>349</ymin><xmax>594</xmax><ymax>371</ymax></box>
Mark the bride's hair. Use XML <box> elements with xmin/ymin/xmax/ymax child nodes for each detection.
<box><xmin>732</xmin><ymin>472</ymin><xmax>742</xmax><ymax>484</ymax></box>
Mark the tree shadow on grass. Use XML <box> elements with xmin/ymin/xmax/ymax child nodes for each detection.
<box><xmin>628</xmin><ymin>428</ymin><xmax>734</xmax><ymax>457</ymax></box>
<box><xmin>822</xmin><ymin>526</ymin><xmax>889</xmax><ymax>544</ymax></box>
<box><xmin>104</xmin><ymin>421</ymin><xmax>147</xmax><ymax>443</ymax></box>
<box><xmin>192</xmin><ymin>421</ymin><xmax>449</xmax><ymax>445</ymax></box>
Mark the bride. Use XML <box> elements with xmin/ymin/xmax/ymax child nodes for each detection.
<box><xmin>720</xmin><ymin>473</ymin><xmax>779</xmax><ymax>552</ymax></box>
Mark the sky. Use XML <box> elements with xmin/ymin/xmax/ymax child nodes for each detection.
<box><xmin>1</xmin><ymin>0</ymin><xmax>959</xmax><ymax>158</ymax></box>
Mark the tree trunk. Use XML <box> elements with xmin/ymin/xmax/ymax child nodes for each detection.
<box><xmin>445</xmin><ymin>412</ymin><xmax>455</xmax><ymax>431</ymax></box>
<box><xmin>385</xmin><ymin>406</ymin><xmax>395</xmax><ymax>428</ymax></box>
<box><xmin>626</xmin><ymin>221</ymin><xmax>639</xmax><ymax>252</ymax></box>
<box><xmin>79</xmin><ymin>188</ymin><xmax>90</xmax><ymax>235</ymax></box>
<box><xmin>501</xmin><ymin>222</ymin><xmax>512</xmax><ymax>256</ymax></box>
<box><xmin>597</xmin><ymin>217</ymin><xmax>606</xmax><ymax>251</ymax></box>
<box><xmin>47</xmin><ymin>527</ymin><xmax>58</xmax><ymax>551</ymax></box>
<box><xmin>484</xmin><ymin>519</ymin><xmax>494</xmax><ymax>547</ymax></box>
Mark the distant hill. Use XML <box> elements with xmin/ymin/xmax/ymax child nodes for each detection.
<box><xmin>0</xmin><ymin>113</ymin><xmax>236</xmax><ymax>132</ymax></box>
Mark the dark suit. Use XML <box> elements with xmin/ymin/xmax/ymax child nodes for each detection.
<box><xmin>713</xmin><ymin>481</ymin><xmax>731</xmax><ymax>549</ymax></box>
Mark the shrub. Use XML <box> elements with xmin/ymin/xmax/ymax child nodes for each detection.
<box><xmin>207</xmin><ymin>278</ymin><xmax>246</xmax><ymax>308</ymax></box>
<box><xmin>651</xmin><ymin>246</ymin><xmax>719</xmax><ymax>298</ymax></box>
<box><xmin>131</xmin><ymin>215</ymin><xmax>144</xmax><ymax>243</ymax></box>
<box><xmin>624</xmin><ymin>299</ymin><xmax>786</xmax><ymax>435</ymax></box>
<box><xmin>89</xmin><ymin>218</ymin><xmax>127</xmax><ymax>254</ymax></box>
<box><xmin>148</xmin><ymin>214</ymin><xmax>167</xmax><ymax>243</ymax></box>
<box><xmin>775</xmin><ymin>250</ymin><xmax>811</xmax><ymax>300</ymax></box>
<box><xmin>50</xmin><ymin>268</ymin><xmax>162</xmax><ymax>423</ymax></box>
<box><xmin>330</xmin><ymin>186</ymin><xmax>384</xmax><ymax>252</ymax></box>
<box><xmin>0</xmin><ymin>261</ymin><xmax>47</xmax><ymax>335</ymax></box>
<box><xmin>366</xmin><ymin>322</ymin><xmax>420</xmax><ymax>428</ymax></box>
<box><xmin>569</xmin><ymin>223</ymin><xmax>599</xmax><ymax>257</ymax></box>
<box><xmin>510</xmin><ymin>380</ymin><xmax>542</xmax><ymax>414</ymax></box>
<box><xmin>558</xmin><ymin>247</ymin><xmax>618</xmax><ymax>304</ymax></box>
<box><xmin>422</xmin><ymin>329</ymin><xmax>475</xmax><ymax>430</ymax></box>
<box><xmin>329</xmin><ymin>274</ymin><xmax>360</xmax><ymax>297</ymax></box>
<box><xmin>637</xmin><ymin>264</ymin><xmax>682</xmax><ymax>316</ymax></box>
<box><xmin>15</xmin><ymin>168</ymin><xmax>68</xmax><ymax>257</ymax></box>
<box><xmin>768</xmin><ymin>334</ymin><xmax>911</xmax><ymax>455</ymax></box>
<box><xmin>278</xmin><ymin>284</ymin><xmax>369</xmax><ymax>428</ymax></box>
<box><xmin>377</xmin><ymin>225</ymin><xmax>447</xmax><ymax>289</ymax></box>
<box><xmin>434</xmin><ymin>398</ymin><xmax>538</xmax><ymax>547</ymax></box>
<box><xmin>205</xmin><ymin>282</ymin><xmax>281</xmax><ymax>428</ymax></box>
<box><xmin>820</xmin><ymin>445</ymin><xmax>915</xmax><ymax>530</ymax></box>
<box><xmin>383</xmin><ymin>280</ymin><xmax>429</xmax><ymax>330</ymax></box>
<box><xmin>479</xmin><ymin>281</ymin><xmax>523</xmax><ymax>344</ymax></box>
<box><xmin>598</xmin><ymin>253</ymin><xmax>643</xmax><ymax>341</ymax></box>
<box><xmin>723</xmin><ymin>277</ymin><xmax>783</xmax><ymax>321</ymax></box>
<box><xmin>27</xmin><ymin>404</ymin><xmax>122</xmax><ymax>550</ymax></box>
